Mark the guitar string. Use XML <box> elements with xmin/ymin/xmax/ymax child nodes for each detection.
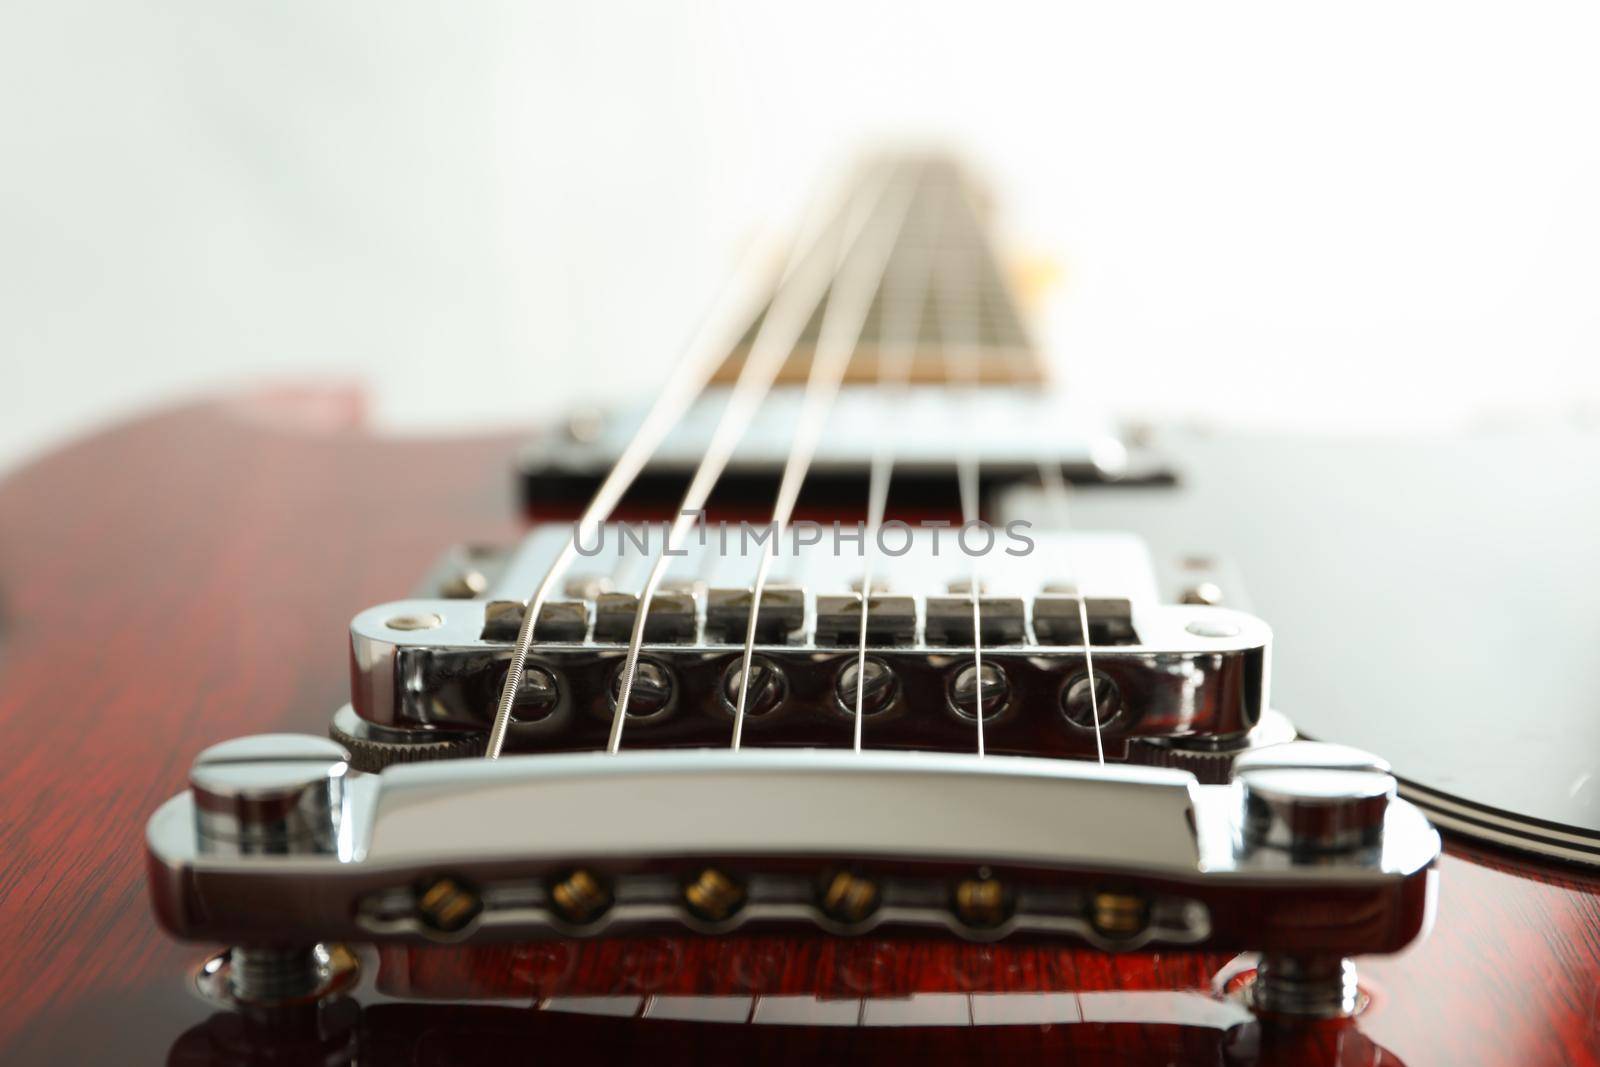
<box><xmin>1036</xmin><ymin>456</ymin><xmax>1106</xmax><ymax>763</ymax></box>
<box><xmin>729</xmin><ymin>161</ymin><xmax>920</xmax><ymax>749</ymax></box>
<box><xmin>606</xmin><ymin>163</ymin><xmax>896</xmax><ymax>754</ymax></box>
<box><xmin>852</xmin><ymin>179</ymin><xmax>942</xmax><ymax>752</ymax></box>
<box><xmin>931</xmin><ymin>174</ymin><xmax>991</xmax><ymax>758</ymax></box>
<box><xmin>484</xmin><ymin>236</ymin><xmax>784</xmax><ymax>759</ymax></box>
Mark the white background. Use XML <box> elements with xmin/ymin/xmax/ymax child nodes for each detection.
<box><xmin>4</xmin><ymin>1</ymin><xmax>1599</xmax><ymax>473</ymax></box>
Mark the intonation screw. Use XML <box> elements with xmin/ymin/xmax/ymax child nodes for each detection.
<box><xmin>1090</xmin><ymin>890</ymin><xmax>1149</xmax><ymax>939</ymax></box>
<box><xmin>513</xmin><ymin>665</ymin><xmax>559</xmax><ymax>723</ymax></box>
<box><xmin>415</xmin><ymin>876</ymin><xmax>483</xmax><ymax>935</ymax></box>
<box><xmin>548</xmin><ymin>868</ymin><xmax>612</xmax><ymax>925</ymax></box>
<box><xmin>819</xmin><ymin>870</ymin><xmax>881</xmax><ymax>925</ymax></box>
<box><xmin>683</xmin><ymin>868</ymin><xmax>746</xmax><ymax>923</ymax></box>
<box><xmin>1061</xmin><ymin>670</ymin><xmax>1123</xmax><ymax>729</ymax></box>
<box><xmin>722</xmin><ymin>657</ymin><xmax>786</xmax><ymax>718</ymax></box>
<box><xmin>835</xmin><ymin>657</ymin><xmax>898</xmax><ymax>716</ymax></box>
<box><xmin>948</xmin><ymin>662</ymin><xmax>1009</xmax><ymax>721</ymax></box>
<box><xmin>609</xmin><ymin>659</ymin><xmax>673</xmax><ymax>718</ymax></box>
<box><xmin>953</xmin><ymin>873</ymin><xmax>1011</xmax><ymax>928</ymax></box>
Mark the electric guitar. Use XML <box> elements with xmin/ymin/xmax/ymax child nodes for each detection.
<box><xmin>4</xmin><ymin>155</ymin><xmax>1599</xmax><ymax>1066</ymax></box>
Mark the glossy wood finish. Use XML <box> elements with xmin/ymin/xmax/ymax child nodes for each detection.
<box><xmin>3</xmin><ymin>393</ymin><xmax>1599</xmax><ymax>1065</ymax></box>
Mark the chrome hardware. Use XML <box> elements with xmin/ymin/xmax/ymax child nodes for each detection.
<box><xmin>147</xmin><ymin>741</ymin><xmax>1439</xmax><ymax>974</ymax></box>
<box><xmin>187</xmin><ymin>736</ymin><xmax>352</xmax><ymax>1004</ymax></box>
<box><xmin>438</xmin><ymin>568</ymin><xmax>488</xmax><ymax>599</ymax></box>
<box><xmin>1125</xmin><ymin>708</ymin><xmax>1298</xmax><ymax>784</ymax></box>
<box><xmin>563</xmin><ymin>573</ymin><xmax>614</xmax><ymax>600</ymax></box>
<box><xmin>548</xmin><ymin>868</ymin><xmax>613</xmax><ymax>925</ymax></box>
<box><xmin>609</xmin><ymin>658</ymin><xmax>674</xmax><ymax>717</ymax></box>
<box><xmin>413</xmin><ymin>543</ymin><xmax>511</xmax><ymax>602</ymax></box>
<box><xmin>683</xmin><ymin>868</ymin><xmax>747</xmax><ymax>923</ymax></box>
<box><xmin>1228</xmin><ymin>742</ymin><xmax>1404</xmax><ymax>1018</ymax></box>
<box><xmin>509</xmin><ymin>665</ymin><xmax>561</xmax><ymax>722</ymax></box>
<box><xmin>536</xmin><ymin>601</ymin><xmax>589</xmax><ymax>641</ymax></box>
<box><xmin>948</xmin><ymin>661</ymin><xmax>1010</xmax><ymax>721</ymax></box>
<box><xmin>482</xmin><ymin>598</ymin><xmax>591</xmax><ymax>641</ymax></box>
<box><xmin>814</xmin><ymin>593</ymin><xmax>917</xmax><ymax>645</ymax></box>
<box><xmin>350</xmin><ymin>599</ymin><xmax>1267</xmax><ymax>757</ymax></box>
<box><xmin>925</xmin><ymin>595</ymin><xmax>1026</xmax><ymax>645</ymax></box>
<box><xmin>835</xmin><ymin>656</ymin><xmax>898</xmax><ymax>716</ymax></box>
<box><xmin>1061</xmin><ymin>670</ymin><xmax>1121</xmax><ymax>730</ymax></box>
<box><xmin>195</xmin><ymin>943</ymin><xmax>360</xmax><ymax>1011</ymax></box>
<box><xmin>415</xmin><ymin>875</ymin><xmax>483</xmax><ymax>934</ymax></box>
<box><xmin>1032</xmin><ymin>595</ymin><xmax>1137</xmax><ymax>645</ymax></box>
<box><xmin>563</xmin><ymin>406</ymin><xmax>606</xmax><ymax>445</ymax></box>
<box><xmin>348</xmin><ymin>525</ymin><xmax>1270</xmax><ymax>761</ymax></box>
<box><xmin>594</xmin><ymin>591</ymin><xmax>697</xmax><ymax>643</ymax></box>
<box><xmin>705</xmin><ymin>585</ymin><xmax>806</xmax><ymax>644</ymax></box>
<box><xmin>1180</xmin><ymin>582</ymin><xmax>1225</xmax><ymax>607</ymax></box>
<box><xmin>384</xmin><ymin>612</ymin><xmax>442</xmax><ymax>632</ymax></box>
<box><xmin>819</xmin><ymin>870</ymin><xmax>882</xmax><ymax>925</ymax></box>
<box><xmin>1248</xmin><ymin>955</ymin><xmax>1363</xmax><ymax>1018</ymax></box>
<box><xmin>329</xmin><ymin>704</ymin><xmax>487</xmax><ymax>772</ymax></box>
<box><xmin>722</xmin><ymin>657</ymin><xmax>786</xmax><ymax>717</ymax></box>
<box><xmin>1090</xmin><ymin>891</ymin><xmax>1149</xmax><ymax>939</ymax></box>
<box><xmin>1234</xmin><ymin>742</ymin><xmax>1395</xmax><ymax>854</ymax></box>
<box><xmin>190</xmin><ymin>734</ymin><xmax>349</xmax><ymax>855</ymax></box>
<box><xmin>952</xmin><ymin>874</ymin><xmax>1010</xmax><ymax>928</ymax></box>
<box><xmin>519</xmin><ymin>387</ymin><xmax>1161</xmax><ymax>505</ymax></box>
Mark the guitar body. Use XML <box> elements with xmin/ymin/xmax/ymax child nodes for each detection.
<box><xmin>2</xmin><ymin>391</ymin><xmax>1598</xmax><ymax>1066</ymax></box>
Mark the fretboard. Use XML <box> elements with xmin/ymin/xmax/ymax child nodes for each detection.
<box><xmin>712</xmin><ymin>156</ymin><xmax>1043</xmax><ymax>387</ymax></box>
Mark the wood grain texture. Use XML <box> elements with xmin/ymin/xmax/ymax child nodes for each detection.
<box><xmin>2</xmin><ymin>392</ymin><xmax>1599</xmax><ymax>1065</ymax></box>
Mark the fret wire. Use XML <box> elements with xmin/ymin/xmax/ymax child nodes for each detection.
<box><xmin>1037</xmin><ymin>457</ymin><xmax>1106</xmax><ymax>763</ymax></box>
<box><xmin>484</xmin><ymin>237</ymin><xmax>782</xmax><ymax>759</ymax></box>
<box><xmin>606</xmin><ymin>163</ymin><xmax>897</xmax><ymax>754</ymax></box>
<box><xmin>730</xmin><ymin>162</ymin><xmax>921</xmax><ymax>749</ymax></box>
<box><xmin>854</xmin><ymin>185</ymin><xmax>943</xmax><ymax>752</ymax></box>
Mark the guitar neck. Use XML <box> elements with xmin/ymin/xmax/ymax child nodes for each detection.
<box><xmin>712</xmin><ymin>156</ymin><xmax>1045</xmax><ymax>387</ymax></box>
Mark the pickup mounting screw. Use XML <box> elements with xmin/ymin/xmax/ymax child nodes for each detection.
<box><xmin>416</xmin><ymin>876</ymin><xmax>482</xmax><ymax>935</ymax></box>
<box><xmin>819</xmin><ymin>870</ymin><xmax>881</xmax><ymax>925</ymax></box>
<box><xmin>548</xmin><ymin>868</ymin><xmax>612</xmax><ymax>925</ymax></box>
<box><xmin>683</xmin><ymin>867</ymin><xmax>746</xmax><ymax>923</ymax></box>
<box><xmin>953</xmin><ymin>873</ymin><xmax>1011</xmax><ymax>928</ymax></box>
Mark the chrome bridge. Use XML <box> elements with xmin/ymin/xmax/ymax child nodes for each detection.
<box><xmin>342</xmin><ymin>526</ymin><xmax>1283</xmax><ymax>776</ymax></box>
<box><xmin>146</xmin><ymin>739</ymin><xmax>1439</xmax><ymax>1018</ymax></box>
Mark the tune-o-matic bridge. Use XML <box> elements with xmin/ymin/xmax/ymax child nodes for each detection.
<box><xmin>147</xmin><ymin>743</ymin><xmax>1438</xmax><ymax>960</ymax></box>
<box><xmin>342</xmin><ymin>526</ymin><xmax>1278</xmax><ymax>772</ymax></box>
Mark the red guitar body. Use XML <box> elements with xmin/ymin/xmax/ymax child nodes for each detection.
<box><xmin>3</xmin><ymin>391</ymin><xmax>1597</xmax><ymax>1065</ymax></box>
